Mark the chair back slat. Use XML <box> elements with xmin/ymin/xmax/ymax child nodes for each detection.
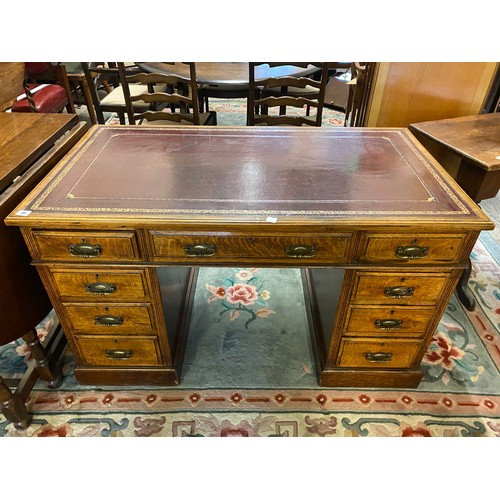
<box><xmin>247</xmin><ymin>62</ymin><xmax>330</xmax><ymax>127</ymax></box>
<box><xmin>119</xmin><ymin>62</ymin><xmax>206</xmax><ymax>126</ymax></box>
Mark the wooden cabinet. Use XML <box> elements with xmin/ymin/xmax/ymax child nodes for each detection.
<box><xmin>6</xmin><ymin>126</ymin><xmax>493</xmax><ymax>389</ymax></box>
<box><xmin>365</xmin><ymin>62</ymin><xmax>499</xmax><ymax>127</ymax></box>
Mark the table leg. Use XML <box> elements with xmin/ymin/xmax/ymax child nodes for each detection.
<box><xmin>0</xmin><ymin>376</ymin><xmax>31</xmax><ymax>430</ymax></box>
<box><xmin>21</xmin><ymin>328</ymin><xmax>62</xmax><ymax>389</ymax></box>
<box><xmin>456</xmin><ymin>258</ymin><xmax>475</xmax><ymax>311</ymax></box>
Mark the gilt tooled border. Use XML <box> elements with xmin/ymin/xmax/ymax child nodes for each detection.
<box><xmin>30</xmin><ymin>127</ymin><xmax>470</xmax><ymax>217</ymax></box>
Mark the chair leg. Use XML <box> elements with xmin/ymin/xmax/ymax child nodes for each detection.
<box><xmin>80</xmin><ymin>78</ymin><xmax>98</xmax><ymax>125</ymax></box>
<box><xmin>0</xmin><ymin>376</ymin><xmax>31</xmax><ymax>430</ymax></box>
<box><xmin>21</xmin><ymin>328</ymin><xmax>62</xmax><ymax>389</ymax></box>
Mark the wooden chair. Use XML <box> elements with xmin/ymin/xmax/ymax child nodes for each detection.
<box><xmin>63</xmin><ymin>62</ymin><xmax>98</xmax><ymax>125</ymax></box>
<box><xmin>247</xmin><ymin>62</ymin><xmax>330</xmax><ymax>126</ymax></box>
<box><xmin>118</xmin><ymin>62</ymin><xmax>217</xmax><ymax>126</ymax></box>
<box><xmin>9</xmin><ymin>62</ymin><xmax>75</xmax><ymax>114</ymax></box>
<box><xmin>81</xmin><ymin>62</ymin><xmax>154</xmax><ymax>124</ymax></box>
<box><xmin>344</xmin><ymin>62</ymin><xmax>367</xmax><ymax>127</ymax></box>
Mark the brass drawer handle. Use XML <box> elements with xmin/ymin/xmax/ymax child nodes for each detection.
<box><xmin>106</xmin><ymin>349</ymin><xmax>132</xmax><ymax>360</ymax></box>
<box><xmin>374</xmin><ymin>319</ymin><xmax>403</xmax><ymax>330</ymax></box>
<box><xmin>184</xmin><ymin>243</ymin><xmax>216</xmax><ymax>257</ymax></box>
<box><xmin>94</xmin><ymin>315</ymin><xmax>124</xmax><ymax>326</ymax></box>
<box><xmin>68</xmin><ymin>242</ymin><xmax>102</xmax><ymax>258</ymax></box>
<box><xmin>85</xmin><ymin>281</ymin><xmax>116</xmax><ymax>295</ymax></box>
<box><xmin>384</xmin><ymin>286</ymin><xmax>414</xmax><ymax>298</ymax></box>
<box><xmin>396</xmin><ymin>245</ymin><xmax>429</xmax><ymax>259</ymax></box>
<box><xmin>365</xmin><ymin>352</ymin><xmax>392</xmax><ymax>362</ymax></box>
<box><xmin>284</xmin><ymin>244</ymin><xmax>316</xmax><ymax>258</ymax></box>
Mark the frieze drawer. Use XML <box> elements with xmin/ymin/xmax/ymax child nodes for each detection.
<box><xmin>50</xmin><ymin>269</ymin><xmax>150</xmax><ymax>302</ymax></box>
<box><xmin>31</xmin><ymin>230</ymin><xmax>141</xmax><ymax>262</ymax></box>
<box><xmin>62</xmin><ymin>304</ymin><xmax>156</xmax><ymax>334</ymax></box>
<box><xmin>351</xmin><ymin>271</ymin><xmax>451</xmax><ymax>305</ymax></box>
<box><xmin>357</xmin><ymin>233</ymin><xmax>467</xmax><ymax>264</ymax></box>
<box><xmin>337</xmin><ymin>338</ymin><xmax>421</xmax><ymax>368</ymax></box>
<box><xmin>150</xmin><ymin>232</ymin><xmax>351</xmax><ymax>263</ymax></box>
<box><xmin>75</xmin><ymin>336</ymin><xmax>161</xmax><ymax>366</ymax></box>
<box><xmin>344</xmin><ymin>305</ymin><xmax>434</xmax><ymax>337</ymax></box>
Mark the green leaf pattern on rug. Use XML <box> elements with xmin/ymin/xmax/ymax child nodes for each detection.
<box><xmin>206</xmin><ymin>268</ymin><xmax>275</xmax><ymax>328</ymax></box>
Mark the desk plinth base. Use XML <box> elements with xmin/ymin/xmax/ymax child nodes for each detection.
<box><xmin>74</xmin><ymin>367</ymin><xmax>180</xmax><ymax>386</ymax></box>
<box><xmin>319</xmin><ymin>367</ymin><xmax>423</xmax><ymax>388</ymax></box>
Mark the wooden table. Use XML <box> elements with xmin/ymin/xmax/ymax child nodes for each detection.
<box><xmin>409</xmin><ymin>113</ymin><xmax>500</xmax><ymax>202</ymax></box>
<box><xmin>0</xmin><ymin>112</ymin><xmax>88</xmax><ymax>428</ymax></box>
<box><xmin>136</xmin><ymin>63</ymin><xmax>321</xmax><ymax>111</ymax></box>
<box><xmin>6</xmin><ymin>125</ymin><xmax>493</xmax><ymax>390</ymax></box>
<box><xmin>135</xmin><ymin>62</ymin><xmax>320</xmax><ymax>85</ymax></box>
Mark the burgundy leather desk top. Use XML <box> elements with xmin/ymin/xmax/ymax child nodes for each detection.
<box><xmin>7</xmin><ymin>125</ymin><xmax>492</xmax><ymax>230</ymax></box>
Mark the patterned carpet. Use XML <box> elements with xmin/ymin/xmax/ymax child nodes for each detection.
<box><xmin>1</xmin><ymin>235</ymin><xmax>499</xmax><ymax>437</ymax></box>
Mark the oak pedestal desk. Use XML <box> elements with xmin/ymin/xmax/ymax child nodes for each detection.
<box><xmin>6</xmin><ymin>125</ymin><xmax>494</xmax><ymax>389</ymax></box>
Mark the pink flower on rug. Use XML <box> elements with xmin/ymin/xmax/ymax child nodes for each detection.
<box><xmin>225</xmin><ymin>283</ymin><xmax>258</xmax><ymax>306</ymax></box>
<box><xmin>34</xmin><ymin>423</ymin><xmax>73</xmax><ymax>437</ymax></box>
<box><xmin>206</xmin><ymin>284</ymin><xmax>226</xmax><ymax>302</ymax></box>
<box><xmin>134</xmin><ymin>416</ymin><xmax>166</xmax><ymax>437</ymax></box>
<box><xmin>217</xmin><ymin>419</ymin><xmax>255</xmax><ymax>437</ymax></box>
<box><xmin>304</xmin><ymin>415</ymin><xmax>337</xmax><ymax>436</ymax></box>
<box><xmin>424</xmin><ymin>332</ymin><xmax>465</xmax><ymax>370</ymax></box>
<box><xmin>235</xmin><ymin>269</ymin><xmax>254</xmax><ymax>281</ymax></box>
<box><xmin>400</xmin><ymin>423</ymin><xmax>433</xmax><ymax>437</ymax></box>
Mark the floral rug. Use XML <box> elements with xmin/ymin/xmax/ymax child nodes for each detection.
<box><xmin>1</xmin><ymin>235</ymin><xmax>499</xmax><ymax>437</ymax></box>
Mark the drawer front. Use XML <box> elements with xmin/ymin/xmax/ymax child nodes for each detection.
<box><xmin>352</xmin><ymin>272</ymin><xmax>450</xmax><ymax>305</ymax></box>
<box><xmin>63</xmin><ymin>304</ymin><xmax>155</xmax><ymax>334</ymax></box>
<box><xmin>344</xmin><ymin>306</ymin><xmax>433</xmax><ymax>337</ymax></box>
<box><xmin>32</xmin><ymin>230</ymin><xmax>140</xmax><ymax>262</ymax></box>
<box><xmin>358</xmin><ymin>233</ymin><xmax>467</xmax><ymax>264</ymax></box>
<box><xmin>150</xmin><ymin>232</ymin><xmax>351</xmax><ymax>264</ymax></box>
<box><xmin>75</xmin><ymin>336</ymin><xmax>161</xmax><ymax>366</ymax></box>
<box><xmin>51</xmin><ymin>269</ymin><xmax>149</xmax><ymax>302</ymax></box>
<box><xmin>337</xmin><ymin>338</ymin><xmax>421</xmax><ymax>368</ymax></box>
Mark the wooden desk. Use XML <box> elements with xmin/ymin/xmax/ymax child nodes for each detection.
<box><xmin>0</xmin><ymin>112</ymin><xmax>88</xmax><ymax>428</ymax></box>
<box><xmin>409</xmin><ymin>113</ymin><xmax>500</xmax><ymax>202</ymax></box>
<box><xmin>6</xmin><ymin>126</ymin><xmax>493</xmax><ymax>389</ymax></box>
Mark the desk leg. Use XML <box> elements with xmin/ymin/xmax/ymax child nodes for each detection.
<box><xmin>21</xmin><ymin>328</ymin><xmax>63</xmax><ymax>389</ymax></box>
<box><xmin>456</xmin><ymin>258</ymin><xmax>475</xmax><ymax>311</ymax></box>
<box><xmin>0</xmin><ymin>376</ymin><xmax>31</xmax><ymax>430</ymax></box>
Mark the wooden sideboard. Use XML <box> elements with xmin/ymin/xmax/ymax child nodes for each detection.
<box><xmin>5</xmin><ymin>126</ymin><xmax>494</xmax><ymax>389</ymax></box>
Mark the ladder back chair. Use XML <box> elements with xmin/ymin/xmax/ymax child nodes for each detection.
<box><xmin>118</xmin><ymin>62</ymin><xmax>217</xmax><ymax>126</ymax></box>
<box><xmin>247</xmin><ymin>62</ymin><xmax>330</xmax><ymax>126</ymax></box>
<box><xmin>344</xmin><ymin>62</ymin><xmax>367</xmax><ymax>127</ymax></box>
<box><xmin>81</xmin><ymin>62</ymin><xmax>152</xmax><ymax>124</ymax></box>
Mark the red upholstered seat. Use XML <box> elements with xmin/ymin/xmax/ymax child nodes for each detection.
<box><xmin>11</xmin><ymin>83</ymin><xmax>68</xmax><ymax>113</ymax></box>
